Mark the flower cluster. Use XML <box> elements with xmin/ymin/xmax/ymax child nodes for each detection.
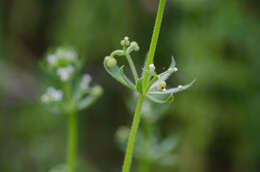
<box><xmin>104</xmin><ymin>37</ymin><xmax>194</xmax><ymax>104</ymax></box>
<box><xmin>41</xmin><ymin>47</ymin><xmax>103</xmax><ymax>113</ymax></box>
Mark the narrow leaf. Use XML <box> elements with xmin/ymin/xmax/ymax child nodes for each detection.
<box><xmin>119</xmin><ymin>66</ymin><xmax>135</xmax><ymax>90</ymax></box>
<box><xmin>146</xmin><ymin>94</ymin><xmax>174</xmax><ymax>104</ymax></box>
<box><xmin>104</xmin><ymin>61</ymin><xmax>135</xmax><ymax>91</ymax></box>
<box><xmin>148</xmin><ymin>80</ymin><xmax>195</xmax><ymax>95</ymax></box>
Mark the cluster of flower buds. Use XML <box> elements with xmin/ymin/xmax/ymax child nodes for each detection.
<box><xmin>46</xmin><ymin>48</ymin><xmax>79</xmax><ymax>82</ymax></box>
<box><xmin>41</xmin><ymin>87</ymin><xmax>63</xmax><ymax>104</ymax></box>
<box><xmin>41</xmin><ymin>47</ymin><xmax>103</xmax><ymax>113</ymax></box>
<box><xmin>104</xmin><ymin>37</ymin><xmax>194</xmax><ymax>104</ymax></box>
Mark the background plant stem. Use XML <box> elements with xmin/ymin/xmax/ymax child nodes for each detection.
<box><xmin>67</xmin><ymin>110</ymin><xmax>77</xmax><ymax>172</ymax></box>
<box><xmin>122</xmin><ymin>95</ymin><xmax>144</xmax><ymax>172</ymax></box>
<box><xmin>143</xmin><ymin>0</ymin><xmax>166</xmax><ymax>86</ymax></box>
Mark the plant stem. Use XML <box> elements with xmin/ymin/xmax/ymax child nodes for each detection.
<box><xmin>67</xmin><ymin>110</ymin><xmax>77</xmax><ymax>172</ymax></box>
<box><xmin>122</xmin><ymin>94</ymin><xmax>144</xmax><ymax>172</ymax></box>
<box><xmin>143</xmin><ymin>0</ymin><xmax>167</xmax><ymax>87</ymax></box>
<box><xmin>126</xmin><ymin>53</ymin><xmax>139</xmax><ymax>81</ymax></box>
<box><xmin>64</xmin><ymin>82</ymin><xmax>77</xmax><ymax>172</ymax></box>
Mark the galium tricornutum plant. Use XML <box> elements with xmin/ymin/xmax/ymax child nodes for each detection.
<box><xmin>41</xmin><ymin>47</ymin><xmax>103</xmax><ymax>172</ymax></box>
<box><xmin>104</xmin><ymin>0</ymin><xmax>194</xmax><ymax>172</ymax></box>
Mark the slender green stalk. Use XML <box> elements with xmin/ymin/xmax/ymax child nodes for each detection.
<box><xmin>67</xmin><ymin>111</ymin><xmax>77</xmax><ymax>172</ymax></box>
<box><xmin>122</xmin><ymin>1</ymin><xmax>167</xmax><ymax>172</ymax></box>
<box><xmin>122</xmin><ymin>95</ymin><xmax>144</xmax><ymax>172</ymax></box>
<box><xmin>64</xmin><ymin>82</ymin><xmax>77</xmax><ymax>172</ymax></box>
<box><xmin>126</xmin><ymin>53</ymin><xmax>139</xmax><ymax>81</ymax></box>
<box><xmin>143</xmin><ymin>0</ymin><xmax>167</xmax><ymax>86</ymax></box>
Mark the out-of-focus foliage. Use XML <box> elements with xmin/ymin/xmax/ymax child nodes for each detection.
<box><xmin>0</xmin><ymin>0</ymin><xmax>259</xmax><ymax>172</ymax></box>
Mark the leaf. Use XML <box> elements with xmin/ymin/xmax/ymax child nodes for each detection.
<box><xmin>150</xmin><ymin>56</ymin><xmax>176</xmax><ymax>90</ymax></box>
<box><xmin>146</xmin><ymin>94</ymin><xmax>174</xmax><ymax>104</ymax></box>
<box><xmin>104</xmin><ymin>60</ymin><xmax>135</xmax><ymax>91</ymax></box>
<box><xmin>136</xmin><ymin>78</ymin><xmax>143</xmax><ymax>94</ymax></box>
<box><xmin>119</xmin><ymin>66</ymin><xmax>135</xmax><ymax>89</ymax></box>
<box><xmin>148</xmin><ymin>80</ymin><xmax>195</xmax><ymax>95</ymax></box>
<box><xmin>78</xmin><ymin>95</ymin><xmax>99</xmax><ymax>110</ymax></box>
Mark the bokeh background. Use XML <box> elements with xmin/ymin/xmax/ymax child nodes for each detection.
<box><xmin>0</xmin><ymin>0</ymin><xmax>260</xmax><ymax>171</ymax></box>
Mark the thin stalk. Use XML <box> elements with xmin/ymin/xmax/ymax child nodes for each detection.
<box><xmin>143</xmin><ymin>0</ymin><xmax>167</xmax><ymax>87</ymax></box>
<box><xmin>122</xmin><ymin>95</ymin><xmax>144</xmax><ymax>172</ymax></box>
<box><xmin>64</xmin><ymin>82</ymin><xmax>77</xmax><ymax>172</ymax></box>
<box><xmin>67</xmin><ymin>111</ymin><xmax>77</xmax><ymax>172</ymax></box>
<box><xmin>126</xmin><ymin>53</ymin><xmax>139</xmax><ymax>81</ymax></box>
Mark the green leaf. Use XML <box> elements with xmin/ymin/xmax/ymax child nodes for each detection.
<box><xmin>148</xmin><ymin>80</ymin><xmax>195</xmax><ymax>95</ymax></box>
<box><xmin>119</xmin><ymin>66</ymin><xmax>135</xmax><ymax>90</ymax></box>
<box><xmin>78</xmin><ymin>95</ymin><xmax>99</xmax><ymax>110</ymax></box>
<box><xmin>136</xmin><ymin>78</ymin><xmax>143</xmax><ymax>94</ymax></box>
<box><xmin>104</xmin><ymin>60</ymin><xmax>135</xmax><ymax>91</ymax></box>
<box><xmin>146</xmin><ymin>94</ymin><xmax>174</xmax><ymax>104</ymax></box>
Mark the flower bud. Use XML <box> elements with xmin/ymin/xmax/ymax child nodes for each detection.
<box><xmin>168</xmin><ymin>67</ymin><xmax>178</xmax><ymax>73</ymax></box>
<box><xmin>130</xmin><ymin>41</ymin><xmax>140</xmax><ymax>51</ymax></box>
<box><xmin>120</xmin><ymin>36</ymin><xmax>130</xmax><ymax>46</ymax></box>
<box><xmin>149</xmin><ymin>64</ymin><xmax>155</xmax><ymax>72</ymax></box>
<box><xmin>157</xmin><ymin>80</ymin><xmax>167</xmax><ymax>91</ymax></box>
<box><xmin>105</xmin><ymin>56</ymin><xmax>117</xmax><ymax>68</ymax></box>
<box><xmin>92</xmin><ymin>85</ymin><xmax>103</xmax><ymax>96</ymax></box>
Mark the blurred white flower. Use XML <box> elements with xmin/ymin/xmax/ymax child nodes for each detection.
<box><xmin>41</xmin><ymin>87</ymin><xmax>63</xmax><ymax>103</ymax></box>
<box><xmin>57</xmin><ymin>65</ymin><xmax>74</xmax><ymax>81</ymax></box>
<box><xmin>47</xmin><ymin>54</ymin><xmax>57</xmax><ymax>66</ymax></box>
<box><xmin>80</xmin><ymin>74</ymin><xmax>92</xmax><ymax>89</ymax></box>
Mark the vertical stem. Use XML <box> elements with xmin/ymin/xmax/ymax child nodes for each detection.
<box><xmin>122</xmin><ymin>95</ymin><xmax>144</xmax><ymax>172</ymax></box>
<box><xmin>64</xmin><ymin>82</ymin><xmax>77</xmax><ymax>172</ymax></box>
<box><xmin>67</xmin><ymin>111</ymin><xmax>77</xmax><ymax>172</ymax></box>
<box><xmin>143</xmin><ymin>0</ymin><xmax>167</xmax><ymax>87</ymax></box>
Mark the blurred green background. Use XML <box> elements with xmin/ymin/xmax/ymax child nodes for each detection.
<box><xmin>0</xmin><ymin>0</ymin><xmax>259</xmax><ymax>171</ymax></box>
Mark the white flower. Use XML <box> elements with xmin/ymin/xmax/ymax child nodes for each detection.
<box><xmin>162</xmin><ymin>88</ymin><xmax>166</xmax><ymax>92</ymax></box>
<box><xmin>178</xmin><ymin>85</ymin><xmax>183</xmax><ymax>89</ymax></box>
<box><xmin>57</xmin><ymin>65</ymin><xmax>74</xmax><ymax>81</ymax></box>
<box><xmin>149</xmin><ymin>64</ymin><xmax>155</xmax><ymax>71</ymax></box>
<box><xmin>41</xmin><ymin>87</ymin><xmax>63</xmax><ymax>103</ymax></box>
<box><xmin>47</xmin><ymin>54</ymin><xmax>57</xmax><ymax>65</ymax></box>
<box><xmin>80</xmin><ymin>74</ymin><xmax>92</xmax><ymax>89</ymax></box>
<box><xmin>41</xmin><ymin>94</ymin><xmax>50</xmax><ymax>103</ymax></box>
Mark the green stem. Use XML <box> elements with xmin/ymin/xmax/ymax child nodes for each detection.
<box><xmin>64</xmin><ymin>82</ymin><xmax>77</xmax><ymax>172</ymax></box>
<box><xmin>122</xmin><ymin>94</ymin><xmax>144</xmax><ymax>172</ymax></box>
<box><xmin>143</xmin><ymin>0</ymin><xmax>166</xmax><ymax>87</ymax></box>
<box><xmin>126</xmin><ymin>53</ymin><xmax>139</xmax><ymax>82</ymax></box>
<box><xmin>67</xmin><ymin>110</ymin><xmax>77</xmax><ymax>172</ymax></box>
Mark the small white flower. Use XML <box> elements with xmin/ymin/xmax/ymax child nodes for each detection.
<box><xmin>162</xmin><ymin>88</ymin><xmax>166</xmax><ymax>92</ymax></box>
<box><xmin>80</xmin><ymin>74</ymin><xmax>92</xmax><ymax>89</ymax></box>
<box><xmin>121</xmin><ymin>36</ymin><xmax>130</xmax><ymax>46</ymax></box>
<box><xmin>178</xmin><ymin>85</ymin><xmax>183</xmax><ymax>89</ymax></box>
<box><xmin>149</xmin><ymin>64</ymin><xmax>155</xmax><ymax>71</ymax></box>
<box><xmin>41</xmin><ymin>87</ymin><xmax>63</xmax><ymax>103</ymax></box>
<box><xmin>124</xmin><ymin>36</ymin><xmax>129</xmax><ymax>41</ymax></box>
<box><xmin>173</xmin><ymin>67</ymin><xmax>178</xmax><ymax>72</ymax></box>
<box><xmin>41</xmin><ymin>94</ymin><xmax>50</xmax><ymax>103</ymax></box>
<box><xmin>57</xmin><ymin>65</ymin><xmax>74</xmax><ymax>81</ymax></box>
<box><xmin>47</xmin><ymin>54</ymin><xmax>57</xmax><ymax>65</ymax></box>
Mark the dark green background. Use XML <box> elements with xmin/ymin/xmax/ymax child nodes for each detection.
<box><xmin>0</xmin><ymin>0</ymin><xmax>259</xmax><ymax>171</ymax></box>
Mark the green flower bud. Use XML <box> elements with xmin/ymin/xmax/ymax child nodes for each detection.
<box><xmin>120</xmin><ymin>36</ymin><xmax>130</xmax><ymax>47</ymax></box>
<box><xmin>105</xmin><ymin>56</ymin><xmax>117</xmax><ymax>68</ymax></box>
<box><xmin>157</xmin><ymin>80</ymin><xmax>167</xmax><ymax>91</ymax></box>
<box><xmin>92</xmin><ymin>85</ymin><xmax>103</xmax><ymax>96</ymax></box>
<box><xmin>130</xmin><ymin>41</ymin><xmax>139</xmax><ymax>51</ymax></box>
